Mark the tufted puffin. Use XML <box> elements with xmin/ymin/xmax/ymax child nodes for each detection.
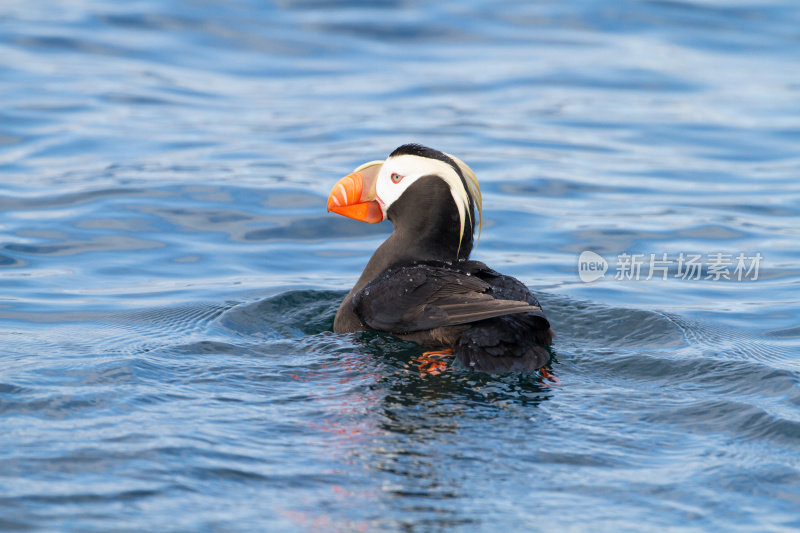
<box><xmin>327</xmin><ymin>144</ymin><xmax>553</xmax><ymax>373</ymax></box>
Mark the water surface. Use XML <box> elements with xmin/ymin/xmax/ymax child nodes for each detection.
<box><xmin>1</xmin><ymin>1</ymin><xmax>799</xmax><ymax>531</ymax></box>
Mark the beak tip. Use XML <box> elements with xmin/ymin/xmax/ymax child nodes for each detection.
<box><xmin>326</xmin><ymin>168</ymin><xmax>383</xmax><ymax>223</ymax></box>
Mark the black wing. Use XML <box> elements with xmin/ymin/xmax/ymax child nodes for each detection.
<box><xmin>455</xmin><ymin>314</ymin><xmax>552</xmax><ymax>372</ymax></box>
<box><xmin>352</xmin><ymin>262</ymin><xmax>546</xmax><ymax>334</ymax></box>
<box><xmin>467</xmin><ymin>261</ymin><xmax>543</xmax><ymax>307</ymax></box>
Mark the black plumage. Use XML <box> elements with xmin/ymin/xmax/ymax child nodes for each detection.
<box><xmin>330</xmin><ymin>144</ymin><xmax>553</xmax><ymax>373</ymax></box>
<box><xmin>352</xmin><ymin>260</ymin><xmax>552</xmax><ymax>372</ymax></box>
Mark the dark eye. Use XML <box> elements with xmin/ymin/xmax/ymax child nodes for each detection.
<box><xmin>390</xmin><ymin>172</ymin><xmax>404</xmax><ymax>184</ymax></box>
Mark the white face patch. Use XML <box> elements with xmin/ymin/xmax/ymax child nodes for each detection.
<box><xmin>374</xmin><ymin>154</ymin><xmax>477</xmax><ymax>252</ymax></box>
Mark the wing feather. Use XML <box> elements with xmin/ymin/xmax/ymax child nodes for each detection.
<box><xmin>353</xmin><ymin>263</ymin><xmax>542</xmax><ymax>333</ymax></box>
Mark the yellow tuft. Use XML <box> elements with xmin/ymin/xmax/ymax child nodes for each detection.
<box><xmin>445</xmin><ymin>152</ymin><xmax>483</xmax><ymax>248</ymax></box>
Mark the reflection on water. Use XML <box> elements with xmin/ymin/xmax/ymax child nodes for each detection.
<box><xmin>1</xmin><ymin>0</ymin><xmax>799</xmax><ymax>530</ymax></box>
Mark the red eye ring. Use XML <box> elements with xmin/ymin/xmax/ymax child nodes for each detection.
<box><xmin>390</xmin><ymin>172</ymin><xmax>404</xmax><ymax>184</ymax></box>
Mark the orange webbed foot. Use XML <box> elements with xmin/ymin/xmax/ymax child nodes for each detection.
<box><xmin>538</xmin><ymin>364</ymin><xmax>559</xmax><ymax>386</ymax></box>
<box><xmin>412</xmin><ymin>348</ymin><xmax>454</xmax><ymax>375</ymax></box>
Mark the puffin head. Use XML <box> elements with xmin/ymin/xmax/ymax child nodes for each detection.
<box><xmin>327</xmin><ymin>144</ymin><xmax>482</xmax><ymax>259</ymax></box>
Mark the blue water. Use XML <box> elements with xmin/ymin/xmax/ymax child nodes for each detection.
<box><xmin>2</xmin><ymin>1</ymin><xmax>799</xmax><ymax>531</ymax></box>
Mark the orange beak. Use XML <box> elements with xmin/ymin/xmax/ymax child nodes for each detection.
<box><xmin>327</xmin><ymin>161</ymin><xmax>384</xmax><ymax>224</ymax></box>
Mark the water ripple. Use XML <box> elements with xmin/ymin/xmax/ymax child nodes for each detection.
<box><xmin>1</xmin><ymin>0</ymin><xmax>799</xmax><ymax>530</ymax></box>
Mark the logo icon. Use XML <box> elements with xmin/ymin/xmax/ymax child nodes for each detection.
<box><xmin>578</xmin><ymin>251</ymin><xmax>607</xmax><ymax>283</ymax></box>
